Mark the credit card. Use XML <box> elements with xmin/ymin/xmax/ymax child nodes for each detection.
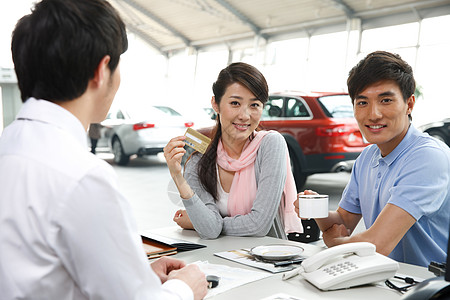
<box><xmin>184</xmin><ymin>127</ymin><xmax>211</xmax><ymax>154</ymax></box>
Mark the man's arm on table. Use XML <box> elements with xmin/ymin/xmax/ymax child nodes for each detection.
<box><xmin>316</xmin><ymin>204</ymin><xmax>416</xmax><ymax>256</ymax></box>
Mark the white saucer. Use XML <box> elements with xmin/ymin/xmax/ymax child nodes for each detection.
<box><xmin>250</xmin><ymin>244</ymin><xmax>304</xmax><ymax>261</ymax></box>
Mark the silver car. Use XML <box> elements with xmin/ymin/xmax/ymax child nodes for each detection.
<box><xmin>101</xmin><ymin>105</ymin><xmax>194</xmax><ymax>165</ymax></box>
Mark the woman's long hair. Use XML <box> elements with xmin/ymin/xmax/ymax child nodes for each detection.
<box><xmin>196</xmin><ymin>62</ymin><xmax>269</xmax><ymax>201</ymax></box>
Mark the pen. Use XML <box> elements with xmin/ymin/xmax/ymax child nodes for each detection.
<box><xmin>274</xmin><ymin>257</ymin><xmax>304</xmax><ymax>267</ymax></box>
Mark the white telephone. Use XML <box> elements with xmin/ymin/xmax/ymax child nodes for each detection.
<box><xmin>300</xmin><ymin>242</ymin><xmax>399</xmax><ymax>290</ymax></box>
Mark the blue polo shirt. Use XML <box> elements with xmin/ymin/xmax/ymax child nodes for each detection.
<box><xmin>339</xmin><ymin>125</ymin><xmax>450</xmax><ymax>267</ymax></box>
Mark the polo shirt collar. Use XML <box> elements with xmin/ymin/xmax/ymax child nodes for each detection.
<box><xmin>17</xmin><ymin>98</ymin><xmax>88</xmax><ymax>148</ymax></box>
<box><xmin>371</xmin><ymin>124</ymin><xmax>419</xmax><ymax>167</ymax></box>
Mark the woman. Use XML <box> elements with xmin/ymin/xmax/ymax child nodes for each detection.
<box><xmin>164</xmin><ymin>62</ymin><xmax>302</xmax><ymax>239</ymax></box>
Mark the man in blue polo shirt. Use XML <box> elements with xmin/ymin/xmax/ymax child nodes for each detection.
<box><xmin>297</xmin><ymin>51</ymin><xmax>450</xmax><ymax>267</ymax></box>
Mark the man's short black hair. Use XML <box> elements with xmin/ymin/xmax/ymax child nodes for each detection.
<box><xmin>347</xmin><ymin>51</ymin><xmax>415</xmax><ymax>104</ymax></box>
<box><xmin>11</xmin><ymin>0</ymin><xmax>128</xmax><ymax>102</ymax></box>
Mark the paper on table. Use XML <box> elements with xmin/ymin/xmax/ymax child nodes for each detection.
<box><xmin>214</xmin><ymin>249</ymin><xmax>297</xmax><ymax>273</ymax></box>
<box><xmin>193</xmin><ymin>261</ymin><xmax>272</xmax><ymax>299</ymax></box>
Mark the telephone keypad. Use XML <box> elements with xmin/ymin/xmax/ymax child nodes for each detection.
<box><xmin>322</xmin><ymin>261</ymin><xmax>359</xmax><ymax>276</ymax></box>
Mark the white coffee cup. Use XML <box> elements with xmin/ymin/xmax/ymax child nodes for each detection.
<box><xmin>298</xmin><ymin>194</ymin><xmax>329</xmax><ymax>218</ymax></box>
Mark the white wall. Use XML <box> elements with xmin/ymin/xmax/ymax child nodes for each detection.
<box><xmin>1</xmin><ymin>2</ymin><xmax>449</xmax><ymax>128</ymax></box>
<box><xmin>116</xmin><ymin>14</ymin><xmax>450</xmax><ymax>127</ymax></box>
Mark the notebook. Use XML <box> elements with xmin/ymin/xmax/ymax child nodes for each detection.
<box><xmin>142</xmin><ymin>236</ymin><xmax>177</xmax><ymax>259</ymax></box>
<box><xmin>140</xmin><ymin>231</ymin><xmax>206</xmax><ymax>252</ymax></box>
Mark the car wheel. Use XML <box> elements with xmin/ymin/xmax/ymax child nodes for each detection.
<box><xmin>288</xmin><ymin>147</ymin><xmax>307</xmax><ymax>190</ymax></box>
<box><xmin>427</xmin><ymin>129</ymin><xmax>449</xmax><ymax>146</ymax></box>
<box><xmin>112</xmin><ymin>138</ymin><xmax>130</xmax><ymax>165</ymax></box>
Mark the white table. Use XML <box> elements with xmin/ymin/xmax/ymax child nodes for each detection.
<box><xmin>148</xmin><ymin>226</ymin><xmax>434</xmax><ymax>300</ymax></box>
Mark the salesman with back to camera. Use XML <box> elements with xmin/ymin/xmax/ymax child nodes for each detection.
<box><xmin>0</xmin><ymin>0</ymin><xmax>207</xmax><ymax>299</ymax></box>
<box><xmin>296</xmin><ymin>51</ymin><xmax>450</xmax><ymax>267</ymax></box>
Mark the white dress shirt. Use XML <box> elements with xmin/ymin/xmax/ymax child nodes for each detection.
<box><xmin>0</xmin><ymin>98</ymin><xmax>193</xmax><ymax>300</ymax></box>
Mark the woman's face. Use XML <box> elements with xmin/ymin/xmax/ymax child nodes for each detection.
<box><xmin>212</xmin><ymin>82</ymin><xmax>263</xmax><ymax>148</ymax></box>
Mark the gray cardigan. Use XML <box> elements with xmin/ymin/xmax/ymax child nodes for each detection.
<box><xmin>182</xmin><ymin>131</ymin><xmax>288</xmax><ymax>239</ymax></box>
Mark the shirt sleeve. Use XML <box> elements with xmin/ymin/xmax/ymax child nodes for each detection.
<box><xmin>49</xmin><ymin>164</ymin><xmax>193</xmax><ymax>300</ymax></box>
<box><xmin>388</xmin><ymin>144</ymin><xmax>450</xmax><ymax>220</ymax></box>
<box><xmin>339</xmin><ymin>154</ymin><xmax>363</xmax><ymax>215</ymax></box>
<box><xmin>183</xmin><ymin>132</ymin><xmax>286</xmax><ymax>239</ymax></box>
<box><xmin>161</xmin><ymin>279</ymin><xmax>194</xmax><ymax>300</ymax></box>
<box><xmin>182</xmin><ymin>156</ymin><xmax>225</xmax><ymax>239</ymax></box>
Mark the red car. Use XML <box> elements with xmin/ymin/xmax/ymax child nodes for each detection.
<box><xmin>189</xmin><ymin>91</ymin><xmax>369</xmax><ymax>190</ymax></box>
<box><xmin>259</xmin><ymin>91</ymin><xmax>369</xmax><ymax>189</ymax></box>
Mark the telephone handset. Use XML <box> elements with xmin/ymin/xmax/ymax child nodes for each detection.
<box><xmin>301</xmin><ymin>242</ymin><xmax>399</xmax><ymax>290</ymax></box>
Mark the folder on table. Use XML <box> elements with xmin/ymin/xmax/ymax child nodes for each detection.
<box><xmin>142</xmin><ymin>236</ymin><xmax>178</xmax><ymax>259</ymax></box>
<box><xmin>141</xmin><ymin>231</ymin><xmax>206</xmax><ymax>254</ymax></box>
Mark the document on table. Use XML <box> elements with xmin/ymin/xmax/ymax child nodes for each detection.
<box><xmin>213</xmin><ymin>249</ymin><xmax>297</xmax><ymax>273</ymax></box>
<box><xmin>193</xmin><ymin>261</ymin><xmax>272</xmax><ymax>299</ymax></box>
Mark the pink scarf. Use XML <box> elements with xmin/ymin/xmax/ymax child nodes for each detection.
<box><xmin>216</xmin><ymin>131</ymin><xmax>303</xmax><ymax>233</ymax></box>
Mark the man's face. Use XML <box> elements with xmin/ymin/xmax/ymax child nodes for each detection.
<box><xmin>353</xmin><ymin>80</ymin><xmax>415</xmax><ymax>156</ymax></box>
<box><xmin>106</xmin><ymin>62</ymin><xmax>121</xmax><ymax>105</ymax></box>
<box><xmin>97</xmin><ymin>60</ymin><xmax>121</xmax><ymax>122</ymax></box>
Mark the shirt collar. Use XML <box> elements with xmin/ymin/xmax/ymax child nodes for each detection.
<box><xmin>371</xmin><ymin>125</ymin><xmax>420</xmax><ymax>167</ymax></box>
<box><xmin>17</xmin><ymin>98</ymin><xmax>88</xmax><ymax>148</ymax></box>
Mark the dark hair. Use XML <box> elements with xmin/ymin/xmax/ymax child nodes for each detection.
<box><xmin>11</xmin><ymin>0</ymin><xmax>128</xmax><ymax>102</ymax></box>
<box><xmin>195</xmin><ymin>62</ymin><xmax>268</xmax><ymax>201</ymax></box>
<box><xmin>347</xmin><ymin>51</ymin><xmax>415</xmax><ymax>120</ymax></box>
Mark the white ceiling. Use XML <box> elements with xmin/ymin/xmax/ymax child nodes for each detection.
<box><xmin>109</xmin><ymin>0</ymin><xmax>450</xmax><ymax>56</ymax></box>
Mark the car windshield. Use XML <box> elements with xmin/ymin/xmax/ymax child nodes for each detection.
<box><xmin>154</xmin><ymin>106</ymin><xmax>182</xmax><ymax>116</ymax></box>
<box><xmin>126</xmin><ymin>105</ymin><xmax>169</xmax><ymax>120</ymax></box>
<box><xmin>317</xmin><ymin>95</ymin><xmax>354</xmax><ymax>118</ymax></box>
